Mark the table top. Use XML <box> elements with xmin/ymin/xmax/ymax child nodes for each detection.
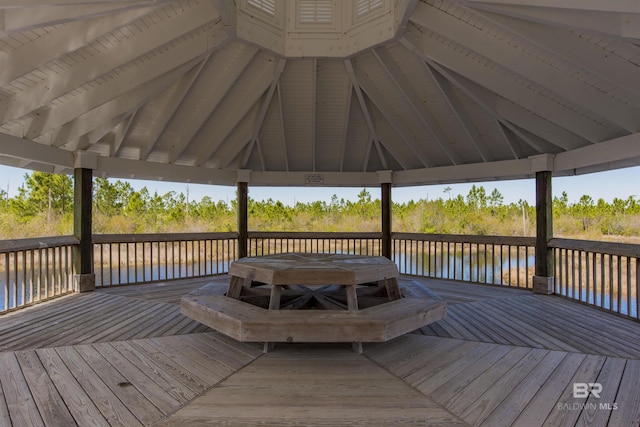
<box><xmin>229</xmin><ymin>253</ymin><xmax>399</xmax><ymax>286</ymax></box>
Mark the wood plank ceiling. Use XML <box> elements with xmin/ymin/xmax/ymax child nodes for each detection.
<box><xmin>0</xmin><ymin>0</ymin><xmax>639</xmax><ymax>187</ymax></box>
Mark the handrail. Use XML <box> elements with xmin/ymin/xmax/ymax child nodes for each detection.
<box><xmin>93</xmin><ymin>232</ymin><xmax>237</xmax><ymax>244</ymax></box>
<box><xmin>248</xmin><ymin>231</ymin><xmax>381</xmax><ymax>239</ymax></box>
<box><xmin>0</xmin><ymin>236</ymin><xmax>78</xmax><ymax>254</ymax></box>
<box><xmin>393</xmin><ymin>233</ymin><xmax>535</xmax><ymax>246</ymax></box>
<box><xmin>549</xmin><ymin>238</ymin><xmax>640</xmax><ymax>258</ymax></box>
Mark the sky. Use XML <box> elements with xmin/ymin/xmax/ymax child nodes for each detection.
<box><xmin>0</xmin><ymin>164</ymin><xmax>638</xmax><ymax>206</ymax></box>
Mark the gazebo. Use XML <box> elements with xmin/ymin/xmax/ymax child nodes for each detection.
<box><xmin>0</xmin><ymin>1</ymin><xmax>639</xmax><ymax>425</ymax></box>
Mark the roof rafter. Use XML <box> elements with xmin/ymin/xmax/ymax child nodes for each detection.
<box><xmin>276</xmin><ymin>83</ymin><xmax>290</xmax><ymax>172</ymax></box>
<box><xmin>137</xmin><ymin>57</ymin><xmax>210</xmax><ymax>161</ymax></box>
<box><xmin>0</xmin><ymin>2</ymin><xmax>160</xmax><ymax>35</ymax></box>
<box><xmin>184</xmin><ymin>55</ymin><xmax>278</xmax><ymax>166</ymax></box>
<box><xmin>339</xmin><ymin>84</ymin><xmax>354</xmax><ymax>172</ymax></box>
<box><xmin>237</xmin><ymin>59</ymin><xmax>286</xmax><ymax>170</ymax></box>
<box><xmin>352</xmin><ymin>59</ymin><xmax>434</xmax><ymax>168</ymax></box>
<box><xmin>343</xmin><ymin>59</ymin><xmax>388</xmax><ymax>171</ymax></box>
<box><xmin>423</xmin><ymin>61</ymin><xmax>493</xmax><ymax>162</ymax></box>
<box><xmin>410</xmin><ymin>2</ymin><xmax>640</xmax><ymax>133</ymax></box>
<box><xmin>30</xmin><ymin>58</ymin><xmax>200</xmax><ymax>149</ymax></box>
<box><xmin>163</xmin><ymin>43</ymin><xmax>258</xmax><ymax>164</ymax></box>
<box><xmin>0</xmin><ymin>2</ymin><xmax>222</xmax><ymax>125</ymax></box>
<box><xmin>475</xmin><ymin>8</ymin><xmax>640</xmax><ymax>105</ymax></box>
<box><xmin>401</xmin><ymin>24</ymin><xmax>614</xmax><ymax>143</ymax></box>
<box><xmin>372</xmin><ymin>46</ymin><xmax>462</xmax><ymax>165</ymax></box>
<box><xmin>0</xmin><ymin>6</ymin><xmax>158</xmax><ymax>85</ymax></box>
<box><xmin>463</xmin><ymin>0</ymin><xmax>640</xmax><ymax>14</ymax></box>
<box><xmin>13</xmin><ymin>28</ymin><xmax>227</xmax><ymax>141</ymax></box>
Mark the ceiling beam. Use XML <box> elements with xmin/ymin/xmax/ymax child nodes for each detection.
<box><xmin>476</xmin><ymin>8</ymin><xmax>640</xmax><ymax>104</ymax></box>
<box><xmin>343</xmin><ymin>59</ymin><xmax>388</xmax><ymax>170</ymax></box>
<box><xmin>394</xmin><ymin>157</ymin><xmax>533</xmax><ymax>186</ymax></box>
<box><xmin>339</xmin><ymin>85</ymin><xmax>354</xmax><ymax>172</ymax></box>
<box><xmin>373</xmin><ymin>47</ymin><xmax>462</xmax><ymax>165</ymax></box>
<box><xmin>0</xmin><ymin>6</ymin><xmax>157</xmax><ymax>85</ymax></box>
<box><xmin>0</xmin><ymin>3</ymin><xmax>159</xmax><ymax>35</ymax></box>
<box><xmin>554</xmin><ymin>132</ymin><xmax>640</xmax><ymax>172</ymax></box>
<box><xmin>237</xmin><ymin>59</ymin><xmax>287</xmax><ymax>170</ymax></box>
<box><xmin>311</xmin><ymin>58</ymin><xmax>317</xmax><ymax>172</ymax></box>
<box><xmin>12</xmin><ymin>25</ymin><xmax>228</xmax><ymax>141</ymax></box>
<box><xmin>401</xmin><ymin>24</ymin><xmax>615</xmax><ymax>143</ymax></box>
<box><xmin>0</xmin><ymin>1</ymin><xmax>171</xmax><ymax>6</ymax></box>
<box><xmin>276</xmin><ymin>83</ymin><xmax>290</xmax><ymax>172</ymax></box>
<box><xmin>0</xmin><ymin>1</ymin><xmax>220</xmax><ymax>125</ymax></box>
<box><xmin>466</xmin><ymin>3</ymin><xmax>640</xmax><ymax>40</ymax></box>
<box><xmin>353</xmin><ymin>60</ymin><xmax>437</xmax><ymax>168</ymax></box>
<box><xmin>208</xmin><ymin>105</ymin><xmax>256</xmax><ymax>169</ymax></box>
<box><xmin>462</xmin><ymin>0</ymin><xmax>640</xmax><ymax>14</ymax></box>
<box><xmin>137</xmin><ymin>57</ymin><xmax>210</xmax><ymax>160</ymax></box>
<box><xmin>0</xmin><ymin>132</ymin><xmax>73</xmax><ymax>168</ymax></box>
<box><xmin>410</xmin><ymin>2</ymin><xmax>640</xmax><ymax>133</ymax></box>
<box><xmin>182</xmin><ymin>54</ymin><xmax>277</xmax><ymax>166</ymax></box>
<box><xmin>29</xmin><ymin>58</ymin><xmax>200</xmax><ymax>148</ymax></box>
<box><xmin>423</xmin><ymin>61</ymin><xmax>493</xmax><ymax>162</ymax></box>
<box><xmin>162</xmin><ymin>43</ymin><xmax>258</xmax><ymax>163</ymax></box>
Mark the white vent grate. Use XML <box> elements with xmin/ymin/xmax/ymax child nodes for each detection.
<box><xmin>356</xmin><ymin>0</ymin><xmax>383</xmax><ymax>17</ymax></box>
<box><xmin>298</xmin><ymin>0</ymin><xmax>333</xmax><ymax>24</ymax></box>
<box><xmin>248</xmin><ymin>0</ymin><xmax>276</xmax><ymax>16</ymax></box>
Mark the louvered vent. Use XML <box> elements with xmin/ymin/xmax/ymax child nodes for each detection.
<box><xmin>356</xmin><ymin>0</ymin><xmax>383</xmax><ymax>17</ymax></box>
<box><xmin>248</xmin><ymin>0</ymin><xmax>276</xmax><ymax>16</ymax></box>
<box><xmin>298</xmin><ymin>0</ymin><xmax>333</xmax><ymax>24</ymax></box>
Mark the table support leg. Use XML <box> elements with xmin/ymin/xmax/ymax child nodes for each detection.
<box><xmin>382</xmin><ymin>278</ymin><xmax>402</xmax><ymax>300</ymax></box>
<box><xmin>269</xmin><ymin>285</ymin><xmax>282</xmax><ymax>310</ymax></box>
<box><xmin>345</xmin><ymin>286</ymin><xmax>358</xmax><ymax>311</ymax></box>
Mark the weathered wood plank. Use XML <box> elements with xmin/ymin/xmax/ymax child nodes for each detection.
<box><xmin>54</xmin><ymin>346</ymin><xmax>144</xmax><ymax>427</ymax></box>
<box><xmin>480</xmin><ymin>350</ymin><xmax>568</xmax><ymax>426</ymax></box>
<box><xmin>512</xmin><ymin>352</ymin><xmax>587</xmax><ymax>427</ymax></box>
<box><xmin>441</xmin><ymin>346</ymin><xmax>532</xmax><ymax>412</ymax></box>
<box><xmin>458</xmin><ymin>348</ymin><xmax>551</xmax><ymax>425</ymax></box>
<box><xmin>542</xmin><ymin>354</ymin><xmax>606</xmax><ymax>427</ymax></box>
<box><xmin>403</xmin><ymin>340</ymin><xmax>482</xmax><ymax>385</ymax></box>
<box><xmin>145</xmin><ymin>335</ymin><xmax>235</xmax><ymax>382</ymax></box>
<box><xmin>409</xmin><ymin>341</ymin><xmax>495</xmax><ymax>394</ymax></box>
<box><xmin>576</xmin><ymin>357</ymin><xmax>627</xmax><ymax>427</ymax></box>
<box><xmin>608</xmin><ymin>359</ymin><xmax>640</xmax><ymax>427</ymax></box>
<box><xmin>0</xmin><ymin>374</ymin><xmax>11</xmax><ymax>426</ymax></box>
<box><xmin>0</xmin><ymin>352</ymin><xmax>45</xmax><ymax>427</ymax></box>
<box><xmin>16</xmin><ymin>350</ymin><xmax>82</xmax><ymax>426</ymax></box>
<box><xmin>73</xmin><ymin>344</ymin><xmax>164</xmax><ymax>426</ymax></box>
<box><xmin>92</xmin><ymin>342</ymin><xmax>182</xmax><ymax>413</ymax></box>
<box><xmin>155</xmin><ymin>347</ymin><xmax>466</xmax><ymax>426</ymax></box>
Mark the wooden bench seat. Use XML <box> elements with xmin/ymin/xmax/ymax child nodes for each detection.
<box><xmin>181</xmin><ymin>293</ymin><xmax>447</xmax><ymax>343</ymax></box>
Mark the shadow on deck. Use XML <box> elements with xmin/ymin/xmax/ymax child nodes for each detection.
<box><xmin>0</xmin><ymin>276</ymin><xmax>637</xmax><ymax>426</ymax></box>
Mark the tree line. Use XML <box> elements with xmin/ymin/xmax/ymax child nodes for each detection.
<box><xmin>0</xmin><ymin>171</ymin><xmax>638</xmax><ymax>240</ymax></box>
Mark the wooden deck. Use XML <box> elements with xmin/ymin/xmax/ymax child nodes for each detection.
<box><xmin>0</xmin><ymin>276</ymin><xmax>638</xmax><ymax>426</ymax></box>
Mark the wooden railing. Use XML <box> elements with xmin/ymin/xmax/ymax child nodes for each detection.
<box><xmin>550</xmin><ymin>238</ymin><xmax>639</xmax><ymax>320</ymax></box>
<box><xmin>1</xmin><ymin>232</ymin><xmax>637</xmax><ymax>320</ymax></box>
<box><xmin>248</xmin><ymin>232</ymin><xmax>382</xmax><ymax>257</ymax></box>
<box><xmin>0</xmin><ymin>236</ymin><xmax>77</xmax><ymax>314</ymax></box>
<box><xmin>93</xmin><ymin>233</ymin><xmax>237</xmax><ymax>287</ymax></box>
<box><xmin>392</xmin><ymin>233</ymin><xmax>536</xmax><ymax>288</ymax></box>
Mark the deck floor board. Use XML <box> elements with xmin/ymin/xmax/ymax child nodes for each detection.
<box><xmin>0</xmin><ymin>276</ymin><xmax>637</xmax><ymax>426</ymax></box>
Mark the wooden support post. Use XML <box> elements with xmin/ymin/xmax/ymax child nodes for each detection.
<box><xmin>381</xmin><ymin>182</ymin><xmax>392</xmax><ymax>260</ymax></box>
<box><xmin>534</xmin><ymin>170</ymin><xmax>554</xmax><ymax>294</ymax></box>
<box><xmin>237</xmin><ymin>181</ymin><xmax>248</xmax><ymax>259</ymax></box>
<box><xmin>73</xmin><ymin>168</ymin><xmax>94</xmax><ymax>292</ymax></box>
